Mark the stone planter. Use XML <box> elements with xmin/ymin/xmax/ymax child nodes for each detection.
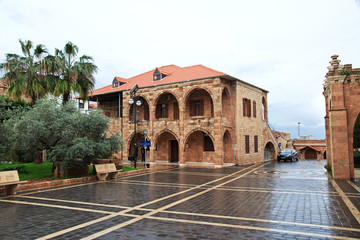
<box><xmin>54</xmin><ymin>164</ymin><xmax>89</xmax><ymax>178</ymax></box>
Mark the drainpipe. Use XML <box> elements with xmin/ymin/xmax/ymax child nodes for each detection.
<box><xmin>96</xmin><ymin>97</ymin><xmax>98</xmax><ymax>111</ymax></box>
<box><xmin>232</xmin><ymin>81</ymin><xmax>237</xmax><ymax>165</ymax></box>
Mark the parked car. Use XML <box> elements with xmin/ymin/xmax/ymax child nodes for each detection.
<box><xmin>277</xmin><ymin>149</ymin><xmax>299</xmax><ymax>162</ymax></box>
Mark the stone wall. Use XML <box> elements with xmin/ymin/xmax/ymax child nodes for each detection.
<box><xmin>323</xmin><ymin>55</ymin><xmax>360</xmax><ymax>179</ymax></box>
<box><xmin>107</xmin><ymin>76</ymin><xmax>278</xmax><ymax>168</ymax></box>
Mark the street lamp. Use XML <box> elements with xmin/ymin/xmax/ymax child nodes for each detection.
<box><xmin>298</xmin><ymin>122</ymin><xmax>301</xmax><ymax>138</ymax></box>
<box><xmin>129</xmin><ymin>96</ymin><xmax>142</xmax><ymax>168</ymax></box>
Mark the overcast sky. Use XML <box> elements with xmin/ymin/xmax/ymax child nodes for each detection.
<box><xmin>1</xmin><ymin>0</ymin><xmax>360</xmax><ymax>139</ymax></box>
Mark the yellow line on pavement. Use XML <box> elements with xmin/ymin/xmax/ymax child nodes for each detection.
<box><xmin>81</xmin><ymin>164</ymin><xmax>265</xmax><ymax>240</ymax></box>
<box><xmin>0</xmin><ymin>199</ymin><xmax>112</xmax><ymax>214</ymax></box>
<box><xmin>17</xmin><ymin>195</ymin><xmax>126</xmax><ymax>209</ymax></box>
<box><xmin>330</xmin><ymin>179</ymin><xmax>360</xmax><ymax>224</ymax></box>
<box><xmin>37</xmin><ymin>164</ymin><xmax>258</xmax><ymax>240</ymax></box>
<box><xmin>145</xmin><ymin>215</ymin><xmax>358</xmax><ymax>240</ymax></box>
<box><xmin>158</xmin><ymin>210</ymin><xmax>360</xmax><ymax>233</ymax></box>
<box><xmin>347</xmin><ymin>180</ymin><xmax>360</xmax><ymax>193</ymax></box>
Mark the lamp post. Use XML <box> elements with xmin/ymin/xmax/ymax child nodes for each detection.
<box><xmin>129</xmin><ymin>84</ymin><xmax>141</xmax><ymax>168</ymax></box>
<box><xmin>298</xmin><ymin>122</ymin><xmax>301</xmax><ymax>138</ymax></box>
<box><xmin>129</xmin><ymin>95</ymin><xmax>142</xmax><ymax>168</ymax></box>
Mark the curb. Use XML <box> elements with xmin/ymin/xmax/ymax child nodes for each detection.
<box><xmin>1</xmin><ymin>168</ymin><xmax>153</xmax><ymax>195</ymax></box>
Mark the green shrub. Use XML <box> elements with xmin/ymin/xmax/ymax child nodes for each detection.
<box><xmin>0</xmin><ymin>164</ymin><xmax>28</xmax><ymax>174</ymax></box>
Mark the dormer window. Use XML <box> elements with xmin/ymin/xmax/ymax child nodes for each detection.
<box><xmin>113</xmin><ymin>79</ymin><xmax>119</xmax><ymax>88</ymax></box>
<box><xmin>153</xmin><ymin>68</ymin><xmax>161</xmax><ymax>81</ymax></box>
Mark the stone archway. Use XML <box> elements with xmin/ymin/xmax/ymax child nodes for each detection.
<box><xmin>184</xmin><ymin>130</ymin><xmax>215</xmax><ymax>164</ymax></box>
<box><xmin>323</xmin><ymin>55</ymin><xmax>360</xmax><ymax>179</ymax></box>
<box><xmin>129</xmin><ymin>96</ymin><xmax>149</xmax><ymax>122</ymax></box>
<box><xmin>128</xmin><ymin>132</ymin><xmax>145</xmax><ymax>161</ymax></box>
<box><xmin>305</xmin><ymin>149</ymin><xmax>317</xmax><ymax>159</ymax></box>
<box><xmin>354</xmin><ymin>114</ymin><xmax>360</xmax><ymax>168</ymax></box>
<box><xmin>154</xmin><ymin>131</ymin><xmax>179</xmax><ymax>163</ymax></box>
<box><xmin>264</xmin><ymin>141</ymin><xmax>275</xmax><ymax>161</ymax></box>
<box><xmin>154</xmin><ymin>92</ymin><xmax>179</xmax><ymax>120</ymax></box>
<box><xmin>185</xmin><ymin>88</ymin><xmax>214</xmax><ymax>118</ymax></box>
<box><xmin>223</xmin><ymin>130</ymin><xmax>233</xmax><ymax>164</ymax></box>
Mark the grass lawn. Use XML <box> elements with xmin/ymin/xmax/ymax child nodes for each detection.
<box><xmin>0</xmin><ymin>162</ymin><xmax>139</xmax><ymax>181</ymax></box>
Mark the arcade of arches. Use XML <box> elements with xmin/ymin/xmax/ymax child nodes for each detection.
<box><xmin>89</xmin><ymin>65</ymin><xmax>279</xmax><ymax>168</ymax></box>
<box><xmin>323</xmin><ymin>55</ymin><xmax>360</xmax><ymax>179</ymax></box>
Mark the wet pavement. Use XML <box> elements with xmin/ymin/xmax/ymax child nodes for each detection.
<box><xmin>1</xmin><ymin>160</ymin><xmax>360</xmax><ymax>239</ymax></box>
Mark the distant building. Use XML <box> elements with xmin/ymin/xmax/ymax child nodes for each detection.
<box><xmin>293</xmin><ymin>139</ymin><xmax>326</xmax><ymax>160</ymax></box>
<box><xmin>86</xmin><ymin>64</ymin><xmax>280</xmax><ymax>168</ymax></box>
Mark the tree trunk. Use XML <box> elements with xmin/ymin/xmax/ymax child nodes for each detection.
<box><xmin>63</xmin><ymin>92</ymin><xmax>70</xmax><ymax>104</ymax></box>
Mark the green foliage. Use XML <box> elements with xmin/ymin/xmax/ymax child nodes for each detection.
<box><xmin>0</xmin><ymin>164</ymin><xmax>27</xmax><ymax>174</ymax></box>
<box><xmin>354</xmin><ymin>151</ymin><xmax>360</xmax><ymax>167</ymax></box>
<box><xmin>11</xmin><ymin>99</ymin><xmax>123</xmax><ymax>171</ymax></box>
<box><xmin>1</xmin><ymin>40</ymin><xmax>97</xmax><ymax>104</ymax></box>
<box><xmin>0</xmin><ymin>162</ymin><xmax>53</xmax><ymax>180</ymax></box>
<box><xmin>324</xmin><ymin>164</ymin><xmax>333</xmax><ymax>178</ymax></box>
<box><xmin>0</xmin><ymin>40</ymin><xmax>48</xmax><ymax>104</ymax></box>
<box><xmin>339</xmin><ymin>68</ymin><xmax>350</xmax><ymax>76</ymax></box>
<box><xmin>0</xmin><ymin>95</ymin><xmax>32</xmax><ymax>162</ymax></box>
<box><xmin>354</xmin><ymin>115</ymin><xmax>360</xmax><ymax>148</ymax></box>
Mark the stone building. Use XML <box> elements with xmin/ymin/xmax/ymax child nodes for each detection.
<box><xmin>293</xmin><ymin>139</ymin><xmax>326</xmax><ymax>160</ymax></box>
<box><xmin>87</xmin><ymin>64</ymin><xmax>279</xmax><ymax>168</ymax></box>
<box><xmin>323</xmin><ymin>55</ymin><xmax>360</xmax><ymax>179</ymax></box>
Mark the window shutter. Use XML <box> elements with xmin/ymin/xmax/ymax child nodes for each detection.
<box><xmin>243</xmin><ymin>99</ymin><xmax>246</xmax><ymax>117</ymax></box>
<box><xmin>253</xmin><ymin>101</ymin><xmax>257</xmax><ymax>118</ymax></box>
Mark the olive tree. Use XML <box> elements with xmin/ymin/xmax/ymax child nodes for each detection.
<box><xmin>12</xmin><ymin>99</ymin><xmax>123</xmax><ymax>174</ymax></box>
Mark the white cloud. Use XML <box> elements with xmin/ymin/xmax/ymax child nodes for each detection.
<box><xmin>1</xmin><ymin>0</ymin><xmax>360</xmax><ymax>139</ymax></box>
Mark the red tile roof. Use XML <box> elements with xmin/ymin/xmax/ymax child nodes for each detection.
<box><xmin>88</xmin><ymin>64</ymin><xmax>226</xmax><ymax>97</ymax></box>
<box><xmin>299</xmin><ymin>145</ymin><xmax>321</xmax><ymax>152</ymax></box>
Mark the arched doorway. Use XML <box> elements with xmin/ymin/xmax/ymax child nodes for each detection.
<box><xmin>222</xmin><ymin>88</ymin><xmax>231</xmax><ymax>117</ymax></box>
<box><xmin>128</xmin><ymin>132</ymin><xmax>145</xmax><ymax>161</ymax></box>
<box><xmin>223</xmin><ymin>130</ymin><xmax>233</xmax><ymax>163</ymax></box>
<box><xmin>155</xmin><ymin>93</ymin><xmax>179</xmax><ymax>120</ymax></box>
<box><xmin>305</xmin><ymin>149</ymin><xmax>317</xmax><ymax>159</ymax></box>
<box><xmin>155</xmin><ymin>131</ymin><xmax>179</xmax><ymax>163</ymax></box>
<box><xmin>264</xmin><ymin>142</ymin><xmax>275</xmax><ymax>161</ymax></box>
<box><xmin>184</xmin><ymin>130</ymin><xmax>215</xmax><ymax>163</ymax></box>
<box><xmin>354</xmin><ymin>114</ymin><xmax>360</xmax><ymax>168</ymax></box>
<box><xmin>185</xmin><ymin>89</ymin><xmax>214</xmax><ymax>118</ymax></box>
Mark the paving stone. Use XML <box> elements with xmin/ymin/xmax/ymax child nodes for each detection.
<box><xmin>0</xmin><ymin>160</ymin><xmax>359</xmax><ymax>239</ymax></box>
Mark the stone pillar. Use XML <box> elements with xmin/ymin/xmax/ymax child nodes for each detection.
<box><xmin>329</xmin><ymin>108</ymin><xmax>351</xmax><ymax>179</ymax></box>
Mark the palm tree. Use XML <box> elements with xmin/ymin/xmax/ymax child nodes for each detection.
<box><xmin>52</xmin><ymin>42</ymin><xmax>97</xmax><ymax>104</ymax></box>
<box><xmin>0</xmin><ymin>40</ymin><xmax>48</xmax><ymax>104</ymax></box>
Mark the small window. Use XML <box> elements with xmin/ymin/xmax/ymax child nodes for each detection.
<box><xmin>245</xmin><ymin>135</ymin><xmax>250</xmax><ymax>154</ymax></box>
<box><xmin>204</xmin><ymin>135</ymin><xmax>214</xmax><ymax>151</ymax></box>
<box><xmin>254</xmin><ymin>135</ymin><xmax>258</xmax><ymax>153</ymax></box>
<box><xmin>253</xmin><ymin>101</ymin><xmax>257</xmax><ymax>118</ymax></box>
<box><xmin>243</xmin><ymin>98</ymin><xmax>251</xmax><ymax>117</ymax></box>
<box><xmin>195</xmin><ymin>100</ymin><xmax>201</xmax><ymax>116</ymax></box>
<box><xmin>190</xmin><ymin>100</ymin><xmax>203</xmax><ymax>117</ymax></box>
